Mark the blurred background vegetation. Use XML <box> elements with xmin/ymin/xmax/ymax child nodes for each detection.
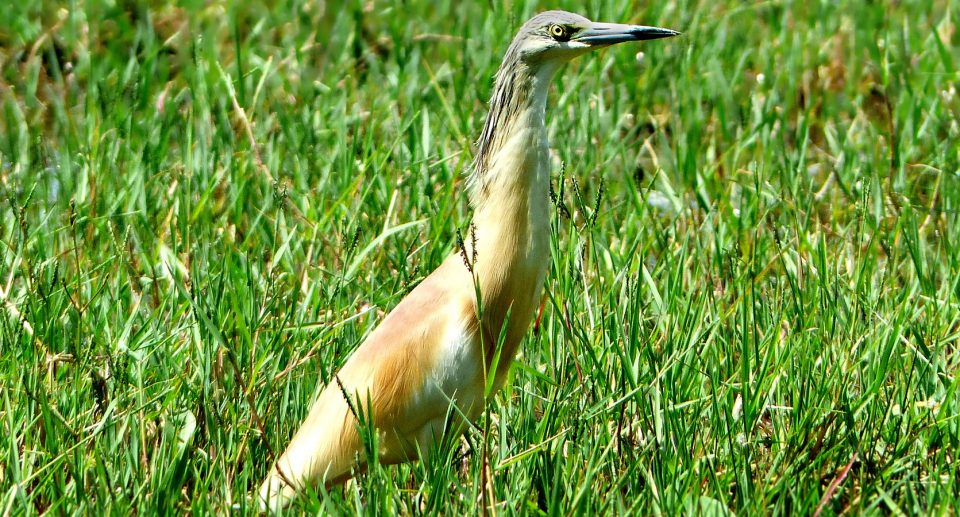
<box><xmin>1</xmin><ymin>0</ymin><xmax>959</xmax><ymax>514</ymax></box>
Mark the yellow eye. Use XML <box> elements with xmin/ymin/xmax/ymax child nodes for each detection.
<box><xmin>550</xmin><ymin>24</ymin><xmax>566</xmax><ymax>39</ymax></box>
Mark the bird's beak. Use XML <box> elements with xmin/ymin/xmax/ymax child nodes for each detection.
<box><xmin>574</xmin><ymin>23</ymin><xmax>680</xmax><ymax>46</ymax></box>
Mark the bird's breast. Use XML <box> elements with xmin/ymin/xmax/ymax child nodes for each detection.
<box><xmin>425</xmin><ymin>314</ymin><xmax>488</xmax><ymax>418</ymax></box>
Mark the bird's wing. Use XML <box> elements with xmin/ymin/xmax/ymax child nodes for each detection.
<box><xmin>259</xmin><ymin>256</ymin><xmax>478</xmax><ymax>509</ymax></box>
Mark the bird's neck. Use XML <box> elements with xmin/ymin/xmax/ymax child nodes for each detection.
<box><xmin>470</xmin><ymin>62</ymin><xmax>557</xmax><ymax>225</ymax></box>
<box><xmin>462</xmin><ymin>63</ymin><xmax>557</xmax><ymax>365</ymax></box>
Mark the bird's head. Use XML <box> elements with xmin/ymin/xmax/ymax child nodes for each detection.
<box><xmin>508</xmin><ymin>10</ymin><xmax>679</xmax><ymax>68</ymax></box>
<box><xmin>470</xmin><ymin>10</ymin><xmax>679</xmax><ymax>191</ymax></box>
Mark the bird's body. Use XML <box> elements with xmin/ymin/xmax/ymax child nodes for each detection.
<box><xmin>259</xmin><ymin>10</ymin><xmax>677</xmax><ymax>510</ymax></box>
<box><xmin>259</xmin><ymin>80</ymin><xmax>552</xmax><ymax>507</ymax></box>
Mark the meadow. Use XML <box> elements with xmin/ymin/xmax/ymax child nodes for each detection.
<box><xmin>2</xmin><ymin>0</ymin><xmax>959</xmax><ymax>514</ymax></box>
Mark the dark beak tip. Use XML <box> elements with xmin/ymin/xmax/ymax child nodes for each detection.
<box><xmin>652</xmin><ymin>28</ymin><xmax>682</xmax><ymax>38</ymax></box>
<box><xmin>630</xmin><ymin>26</ymin><xmax>681</xmax><ymax>41</ymax></box>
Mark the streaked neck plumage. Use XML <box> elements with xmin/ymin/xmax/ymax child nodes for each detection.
<box><xmin>464</xmin><ymin>55</ymin><xmax>560</xmax><ymax>375</ymax></box>
<box><xmin>469</xmin><ymin>57</ymin><xmax>558</xmax><ymax>209</ymax></box>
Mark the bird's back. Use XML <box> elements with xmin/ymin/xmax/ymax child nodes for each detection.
<box><xmin>258</xmin><ymin>256</ymin><xmax>485</xmax><ymax>509</ymax></box>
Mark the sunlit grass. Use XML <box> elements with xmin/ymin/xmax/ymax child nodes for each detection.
<box><xmin>2</xmin><ymin>0</ymin><xmax>959</xmax><ymax>514</ymax></box>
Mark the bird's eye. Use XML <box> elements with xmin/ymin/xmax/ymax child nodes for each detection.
<box><xmin>549</xmin><ymin>24</ymin><xmax>567</xmax><ymax>40</ymax></box>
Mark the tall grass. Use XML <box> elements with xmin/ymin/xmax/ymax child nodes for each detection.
<box><xmin>2</xmin><ymin>0</ymin><xmax>958</xmax><ymax>514</ymax></box>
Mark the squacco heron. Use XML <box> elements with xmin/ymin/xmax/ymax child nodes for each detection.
<box><xmin>259</xmin><ymin>10</ymin><xmax>678</xmax><ymax>509</ymax></box>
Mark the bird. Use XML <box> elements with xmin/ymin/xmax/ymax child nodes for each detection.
<box><xmin>258</xmin><ymin>10</ymin><xmax>678</xmax><ymax>510</ymax></box>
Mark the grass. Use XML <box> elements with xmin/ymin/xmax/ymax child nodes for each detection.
<box><xmin>2</xmin><ymin>0</ymin><xmax>959</xmax><ymax>514</ymax></box>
